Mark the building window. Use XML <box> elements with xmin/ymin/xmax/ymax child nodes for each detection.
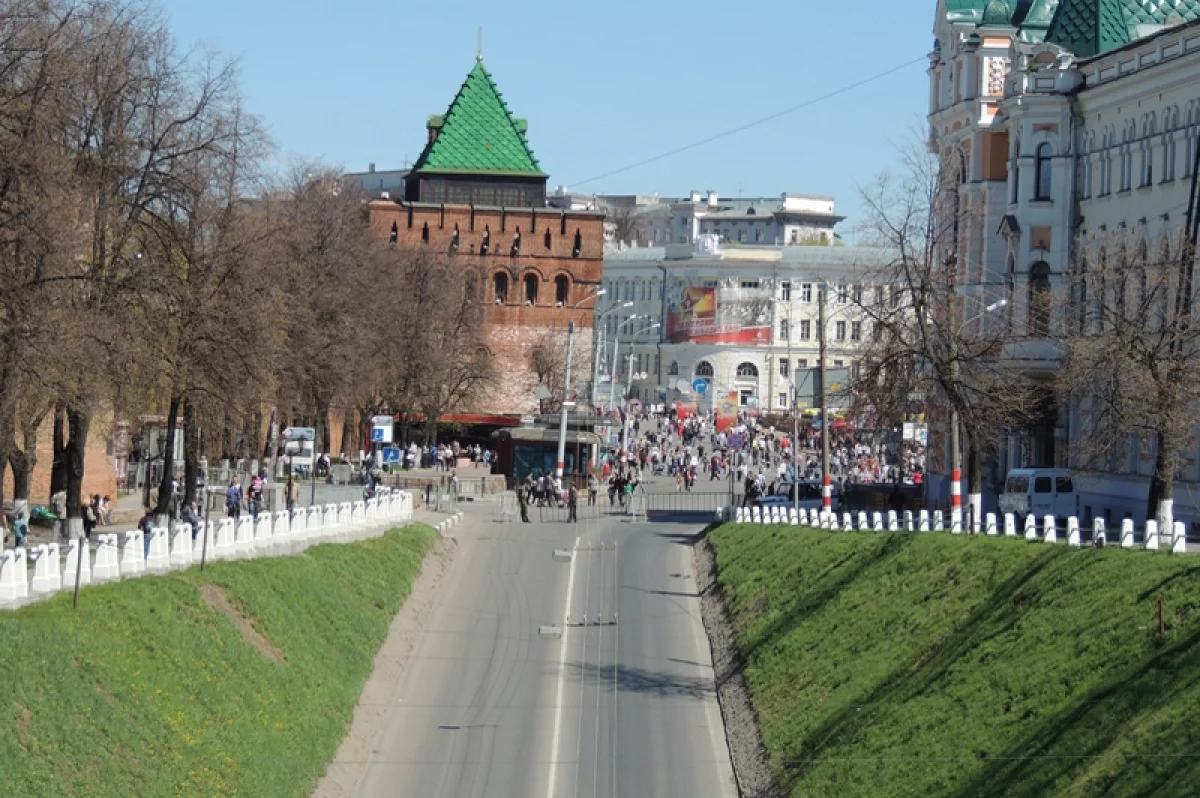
<box><xmin>798</xmin><ymin>358</ymin><xmax>808</xmax><ymax>369</ymax></box>
<box><xmin>554</xmin><ymin>275</ymin><xmax>570</xmax><ymax>306</ymax></box>
<box><xmin>851</xmin><ymin>284</ymin><xmax>862</xmax><ymax>304</ymax></box>
<box><xmin>668</xmin><ymin>360</ymin><xmax>679</xmax><ymax>376</ymax></box>
<box><xmin>780</xmin><ymin>281</ymin><xmax>791</xmax><ymax>301</ymax></box>
<box><xmin>653</xmin><ymin>354</ymin><xmax>659</xmax><ymax>374</ymax></box>
<box><xmin>1034</xmin><ymin>144</ymin><xmax>1053</xmax><ymax>200</ymax></box>
<box><xmin>780</xmin><ymin>319</ymin><xmax>790</xmax><ymax>340</ymax></box>
<box><xmin>694</xmin><ymin>360</ymin><xmax>714</xmax><ymax>378</ymax></box>
<box><xmin>735</xmin><ymin>362</ymin><xmax>759</xmax><ymax>379</ymax></box>
<box><xmin>779</xmin><ymin>358</ymin><xmax>789</xmax><ymax>378</ymax></box>
<box><xmin>835</xmin><ymin>321</ymin><xmax>846</xmax><ymax>341</ymax></box>
<box><xmin>740</xmin><ymin>280</ymin><xmax>760</xmax><ymax>289</ymax></box>
<box><xmin>801</xmin><ymin>283</ymin><xmax>812</xmax><ymax>302</ymax></box>
<box><xmin>1010</xmin><ymin>138</ymin><xmax>1021</xmax><ymax>203</ymax></box>
<box><xmin>799</xmin><ymin>320</ymin><xmax>811</xmax><ymax>340</ymax></box>
<box><xmin>833</xmin><ymin>359</ymin><xmax>844</xmax><ymax>367</ymax></box>
<box><xmin>1028</xmin><ymin>261</ymin><xmax>1051</xmax><ymax>338</ymax></box>
<box><xmin>779</xmin><ymin>393</ymin><xmax>788</xmax><ymax>408</ymax></box>
<box><xmin>838</xmin><ymin>284</ymin><xmax>848</xmax><ymax>303</ymax></box>
<box><xmin>493</xmin><ymin>272</ymin><xmax>508</xmax><ymax>304</ymax></box>
<box><xmin>851</xmin><ymin>321</ymin><xmax>862</xmax><ymax>341</ymax></box>
<box><xmin>524</xmin><ymin>274</ymin><xmax>539</xmax><ymax>305</ymax></box>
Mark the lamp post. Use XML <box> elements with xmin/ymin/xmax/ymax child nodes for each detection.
<box><xmin>555</xmin><ymin>289</ymin><xmax>606</xmax><ymax>482</ymax></box>
<box><xmin>607</xmin><ymin>314</ymin><xmax>643</xmax><ymax>412</ymax></box>
<box><xmin>620</xmin><ymin>323</ymin><xmax>660</xmax><ymax>451</ymax></box>
<box><xmin>591</xmin><ymin>300</ymin><xmax>633</xmax><ymax>411</ymax></box>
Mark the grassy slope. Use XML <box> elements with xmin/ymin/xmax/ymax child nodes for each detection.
<box><xmin>710</xmin><ymin>524</ymin><xmax>1200</xmax><ymax>798</ymax></box>
<box><xmin>0</xmin><ymin>524</ymin><xmax>437</xmax><ymax>797</ymax></box>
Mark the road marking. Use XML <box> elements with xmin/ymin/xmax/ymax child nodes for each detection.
<box><xmin>546</xmin><ymin>535</ymin><xmax>579</xmax><ymax>798</ymax></box>
<box><xmin>592</xmin><ymin>535</ymin><xmax>606</xmax><ymax>798</ymax></box>
<box><xmin>611</xmin><ymin>536</ymin><xmax>619</xmax><ymax>798</ymax></box>
<box><xmin>573</xmin><ymin>536</ymin><xmax>594</xmax><ymax>798</ymax></box>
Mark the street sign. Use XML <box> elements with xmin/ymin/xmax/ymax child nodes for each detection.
<box><xmin>692</xmin><ymin>378</ymin><xmax>709</xmax><ymax>394</ymax></box>
<box><xmin>370</xmin><ymin>426</ymin><xmax>393</xmax><ymax>444</ymax></box>
<box><xmin>282</xmin><ymin>426</ymin><xmax>315</xmax><ymax>441</ymax></box>
<box><xmin>373</xmin><ymin>415</ymin><xmax>394</xmax><ymax>428</ymax></box>
<box><xmin>381</xmin><ymin>447</ymin><xmax>401</xmax><ymax>465</ymax></box>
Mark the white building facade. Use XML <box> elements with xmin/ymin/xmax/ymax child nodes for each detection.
<box><xmin>598</xmin><ymin>242</ymin><xmax>892</xmax><ymax>417</ymax></box>
<box><xmin>929</xmin><ymin>0</ymin><xmax>1200</xmax><ymax>524</ymax></box>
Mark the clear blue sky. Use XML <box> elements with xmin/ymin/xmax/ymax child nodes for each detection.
<box><xmin>165</xmin><ymin>0</ymin><xmax>931</xmax><ymax>228</ymax></box>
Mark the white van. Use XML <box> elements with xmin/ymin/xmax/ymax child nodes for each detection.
<box><xmin>999</xmin><ymin>469</ymin><xmax>1079</xmax><ymax>521</ymax></box>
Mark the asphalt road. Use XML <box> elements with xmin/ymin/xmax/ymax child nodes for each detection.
<box><xmin>354</xmin><ymin>498</ymin><xmax>737</xmax><ymax>798</ymax></box>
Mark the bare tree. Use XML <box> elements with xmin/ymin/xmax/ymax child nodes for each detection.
<box><xmin>1057</xmin><ymin>227</ymin><xmax>1200</xmax><ymax>529</ymax></box>
<box><xmin>854</xmin><ymin>144</ymin><xmax>1043</xmax><ymax>529</ymax></box>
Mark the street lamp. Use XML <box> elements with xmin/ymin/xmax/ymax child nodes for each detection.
<box><xmin>607</xmin><ymin>314</ymin><xmax>648</xmax><ymax>413</ymax></box>
<box><xmin>555</xmin><ymin>288</ymin><xmax>606</xmax><ymax>483</ymax></box>
<box><xmin>950</xmin><ymin>297</ymin><xmax>1008</xmax><ymax>533</ymax></box>
<box><xmin>620</xmin><ymin>322</ymin><xmax>660</xmax><ymax>450</ymax></box>
<box><xmin>592</xmin><ymin>300</ymin><xmax>634</xmax><ymax>410</ymax></box>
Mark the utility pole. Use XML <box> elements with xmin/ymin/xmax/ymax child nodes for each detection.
<box><xmin>819</xmin><ymin>281</ymin><xmax>832</xmax><ymax>519</ymax></box>
<box><xmin>555</xmin><ymin>320</ymin><xmax>576</xmax><ymax>482</ymax></box>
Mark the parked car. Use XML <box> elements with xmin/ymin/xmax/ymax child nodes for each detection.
<box><xmin>754</xmin><ymin>480</ymin><xmax>839</xmax><ymax>513</ymax></box>
<box><xmin>999</xmin><ymin>468</ymin><xmax>1079</xmax><ymax>521</ymax></box>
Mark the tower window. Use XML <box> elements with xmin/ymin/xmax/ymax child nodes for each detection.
<box><xmin>493</xmin><ymin>272</ymin><xmax>508</xmax><ymax>304</ymax></box>
<box><xmin>524</xmin><ymin>274</ymin><xmax>539</xmax><ymax>305</ymax></box>
<box><xmin>555</xmin><ymin>275</ymin><xmax>570</xmax><ymax>306</ymax></box>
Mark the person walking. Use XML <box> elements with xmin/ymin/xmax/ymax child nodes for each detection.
<box><xmin>587</xmin><ymin>473</ymin><xmax>598</xmax><ymax>506</ymax></box>
<box><xmin>287</xmin><ymin>473</ymin><xmax>300</xmax><ymax>515</ymax></box>
<box><xmin>50</xmin><ymin>488</ymin><xmax>67</xmax><ymax>544</ymax></box>
<box><xmin>225</xmin><ymin>478</ymin><xmax>242</xmax><ymax>519</ymax></box>
<box><xmin>517</xmin><ymin>481</ymin><xmax>531</xmax><ymax>523</ymax></box>
<box><xmin>567</xmin><ymin>483</ymin><xmax>578</xmax><ymax>523</ymax></box>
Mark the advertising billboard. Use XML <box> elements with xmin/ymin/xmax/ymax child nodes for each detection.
<box><xmin>665</xmin><ymin>281</ymin><xmax>772</xmax><ymax>344</ymax></box>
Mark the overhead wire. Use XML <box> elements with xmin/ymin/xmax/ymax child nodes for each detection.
<box><xmin>569</xmin><ymin>56</ymin><xmax>928</xmax><ymax>189</ymax></box>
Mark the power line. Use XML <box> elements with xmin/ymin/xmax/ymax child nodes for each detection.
<box><xmin>570</xmin><ymin>56</ymin><xmax>927</xmax><ymax>189</ymax></box>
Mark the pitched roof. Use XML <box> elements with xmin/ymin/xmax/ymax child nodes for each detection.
<box><xmin>1046</xmin><ymin>0</ymin><xmax>1200</xmax><ymax>56</ymax></box>
<box><xmin>409</xmin><ymin>61</ymin><xmax>546</xmax><ymax>178</ymax></box>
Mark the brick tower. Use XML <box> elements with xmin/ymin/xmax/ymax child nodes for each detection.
<box><xmin>368</xmin><ymin>58</ymin><xmax>604</xmax><ymax>419</ymax></box>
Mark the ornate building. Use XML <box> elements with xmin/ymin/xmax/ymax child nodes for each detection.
<box><xmin>928</xmin><ymin>0</ymin><xmax>1200</xmax><ymax>522</ymax></box>
<box><xmin>368</xmin><ymin>58</ymin><xmax>604</xmax><ymax>418</ymax></box>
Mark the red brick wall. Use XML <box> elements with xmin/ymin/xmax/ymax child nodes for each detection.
<box><xmin>368</xmin><ymin>201</ymin><xmax>605</xmax><ymax>416</ymax></box>
<box><xmin>2</xmin><ymin>412</ymin><xmax>119</xmax><ymax>505</ymax></box>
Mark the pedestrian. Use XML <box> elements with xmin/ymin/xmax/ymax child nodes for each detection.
<box><xmin>517</xmin><ymin>481</ymin><xmax>530</xmax><ymax>523</ymax></box>
<box><xmin>50</xmin><ymin>488</ymin><xmax>67</xmax><ymax>544</ymax></box>
<box><xmin>248</xmin><ymin>474</ymin><xmax>263</xmax><ymax>521</ymax></box>
<box><xmin>82</xmin><ymin>495</ymin><xmax>100</xmax><ymax>540</ymax></box>
<box><xmin>567</xmin><ymin>483</ymin><xmax>578</xmax><ymax>523</ymax></box>
<box><xmin>287</xmin><ymin>473</ymin><xmax>299</xmax><ymax>514</ymax></box>
<box><xmin>587</xmin><ymin>473</ymin><xmax>598</xmax><ymax>506</ymax></box>
<box><xmin>139</xmin><ymin>507</ymin><xmax>155</xmax><ymax>558</ymax></box>
<box><xmin>180</xmin><ymin>500</ymin><xmax>200</xmax><ymax>539</ymax></box>
<box><xmin>225</xmin><ymin>478</ymin><xmax>242</xmax><ymax>519</ymax></box>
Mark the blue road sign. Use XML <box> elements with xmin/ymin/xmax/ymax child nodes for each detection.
<box><xmin>370</xmin><ymin>427</ymin><xmax>386</xmax><ymax>442</ymax></box>
<box><xmin>692</xmin><ymin>378</ymin><xmax>709</xmax><ymax>394</ymax></box>
<box><xmin>382</xmin><ymin>447</ymin><xmax>401</xmax><ymax>465</ymax></box>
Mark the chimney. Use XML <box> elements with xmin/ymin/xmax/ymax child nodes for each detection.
<box><xmin>369</xmin><ymin>163</ymin><xmax>376</xmax><ymax>173</ymax></box>
<box><xmin>707</xmin><ymin>190</ymin><xmax>718</xmax><ymax>206</ymax></box>
<box><xmin>689</xmin><ymin>189</ymin><xmax>701</xmax><ymax>203</ymax></box>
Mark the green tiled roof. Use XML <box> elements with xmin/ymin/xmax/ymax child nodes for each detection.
<box><xmin>945</xmin><ymin>0</ymin><xmax>989</xmax><ymax>22</ymax></box>
<box><xmin>410</xmin><ymin>61</ymin><xmax>545</xmax><ymax>177</ymax></box>
<box><xmin>1046</xmin><ymin>0</ymin><xmax>1200</xmax><ymax>56</ymax></box>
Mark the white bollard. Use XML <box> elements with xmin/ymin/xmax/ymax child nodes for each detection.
<box><xmin>918</xmin><ymin>510</ymin><xmax>930</xmax><ymax>532</ymax></box>
<box><xmin>339</xmin><ymin>502</ymin><xmax>353</xmax><ymax>529</ymax></box>
<box><xmin>828</xmin><ymin>512</ymin><xmax>840</xmax><ymax>531</ymax></box>
<box><xmin>985</xmin><ymin>513</ymin><xmax>998</xmax><ymax>536</ymax></box>
<box><xmin>352</xmin><ymin>500</ymin><xmax>366</xmax><ymax>526</ymax></box>
<box><xmin>13</xmin><ymin>547</ymin><xmax>29</xmax><ymax>598</ymax></box>
<box><xmin>214</xmin><ymin>519</ymin><xmax>235</xmax><ymax>558</ymax></box>
<box><xmin>193</xmin><ymin>521</ymin><xmax>215</xmax><ymax>561</ymax></box>
<box><xmin>254</xmin><ymin>515</ymin><xmax>273</xmax><ymax>551</ymax></box>
<box><xmin>171</xmin><ymin>524</ymin><xmax>193</xmax><ymax>569</ymax></box>
<box><xmin>236</xmin><ymin>517</ymin><xmax>255</xmax><ymax>555</ymax></box>
<box><xmin>1004</xmin><ymin>513</ymin><xmax>1017</xmax><ymax>537</ymax></box>
<box><xmin>93</xmin><ymin>535</ymin><xmax>120</xmax><ymax>582</ymax></box>
<box><xmin>64</xmin><ymin>538</ymin><xmax>90</xmax><ymax>587</ymax></box>
<box><xmin>1172</xmin><ymin>521</ymin><xmax>1187</xmax><ymax>554</ymax></box>
<box><xmin>788</xmin><ymin>507</ymin><xmax>798</xmax><ymax>526</ymax></box>
<box><xmin>324</xmin><ymin>503</ymin><xmax>339</xmax><ymax>533</ymax></box>
<box><xmin>821</xmin><ymin>511</ymin><xmax>832</xmax><ymax>530</ymax></box>
<box><xmin>1093</xmin><ymin>518</ymin><xmax>1107</xmax><ymax>547</ymax></box>
<box><xmin>31</xmin><ymin>544</ymin><xmax>55</xmax><ymax>594</ymax></box>
<box><xmin>1024</xmin><ymin>514</ymin><xmax>1038</xmax><ymax>541</ymax></box>
<box><xmin>121</xmin><ymin>532</ymin><xmax>144</xmax><ymax>575</ymax></box>
<box><xmin>872</xmin><ymin>512</ymin><xmax>884</xmax><ymax>532</ymax></box>
<box><xmin>933</xmin><ymin>511</ymin><xmax>944</xmax><ymax>532</ymax></box>
<box><xmin>274</xmin><ymin>510</ymin><xmax>291</xmax><ymax>543</ymax></box>
<box><xmin>904</xmin><ymin>510</ymin><xmax>914</xmax><ymax>532</ymax></box>
<box><xmin>950</xmin><ymin>509</ymin><xmax>963</xmax><ymax>535</ymax></box>
<box><xmin>751</xmin><ymin>506</ymin><xmax>762</xmax><ymax>524</ymax></box>
<box><xmin>1120</xmin><ymin>518</ymin><xmax>1135</xmax><ymax>548</ymax></box>
<box><xmin>307</xmin><ymin>506</ymin><xmax>321</xmax><ymax>536</ymax></box>
<box><xmin>1066</xmin><ymin>517</ymin><xmax>1081</xmax><ymax>547</ymax></box>
<box><xmin>366</xmin><ymin>498</ymin><xmax>377</xmax><ymax>521</ymax></box>
<box><xmin>0</xmin><ymin>549</ymin><xmax>22</xmax><ymax>601</ymax></box>
<box><xmin>146</xmin><ymin>527</ymin><xmax>171</xmax><ymax>571</ymax></box>
<box><xmin>1145</xmin><ymin>519</ymin><xmax>1160</xmax><ymax>551</ymax></box>
<box><xmin>841</xmin><ymin>511</ymin><xmax>852</xmax><ymax>531</ymax></box>
<box><xmin>1043</xmin><ymin>515</ymin><xmax>1057</xmax><ymax>544</ymax></box>
<box><xmin>735</xmin><ymin>507</ymin><xmax>746</xmax><ymax>523</ymax></box>
<box><xmin>887</xmin><ymin>511</ymin><xmax>899</xmax><ymax>532</ymax></box>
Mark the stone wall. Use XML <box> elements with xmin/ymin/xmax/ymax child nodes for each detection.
<box><xmin>2</xmin><ymin>412</ymin><xmax>119</xmax><ymax>506</ymax></box>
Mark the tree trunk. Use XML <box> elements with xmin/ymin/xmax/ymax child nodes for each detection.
<box><xmin>968</xmin><ymin>438</ymin><xmax>984</xmax><ymax>534</ymax></box>
<box><xmin>263</xmin><ymin>405</ymin><xmax>278</xmax><ymax>477</ymax></box>
<box><xmin>154</xmin><ymin>393</ymin><xmax>181</xmax><ymax>523</ymax></box>
<box><xmin>341</xmin><ymin>415</ymin><xmax>353</xmax><ymax>459</ymax></box>
<box><xmin>183</xmin><ymin>399</ymin><xmax>200</xmax><ymax>516</ymax></box>
<box><xmin>317</xmin><ymin>405</ymin><xmax>330</xmax><ymax>460</ymax></box>
<box><xmin>65</xmin><ymin>406</ymin><xmax>90</xmax><ymax>539</ymax></box>
<box><xmin>50</xmin><ymin>403</ymin><xmax>67</xmax><ymax>498</ymax></box>
<box><xmin>1150</xmin><ymin>426</ymin><xmax>1176</xmax><ymax>532</ymax></box>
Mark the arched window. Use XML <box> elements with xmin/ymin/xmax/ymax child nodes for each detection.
<box><xmin>1028</xmin><ymin>262</ymin><xmax>1051</xmax><ymax>338</ymax></box>
<box><xmin>493</xmin><ymin>272</ymin><xmax>508</xmax><ymax>304</ymax></box>
<box><xmin>735</xmin><ymin>362</ymin><xmax>759</xmax><ymax>379</ymax></box>
<box><xmin>524</xmin><ymin>274</ymin><xmax>539</xmax><ymax>305</ymax></box>
<box><xmin>694</xmin><ymin>361</ymin><xmax>714</xmax><ymax>378</ymax></box>
<box><xmin>554</xmin><ymin>275</ymin><xmax>569</xmax><ymax>306</ymax></box>
<box><xmin>668</xmin><ymin>361</ymin><xmax>679</xmax><ymax>376</ymax></box>
<box><xmin>1034</xmin><ymin>144</ymin><xmax>1053</xmax><ymax>200</ymax></box>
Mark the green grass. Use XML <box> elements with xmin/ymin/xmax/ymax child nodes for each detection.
<box><xmin>710</xmin><ymin>524</ymin><xmax>1200</xmax><ymax>797</ymax></box>
<box><xmin>0</xmin><ymin>524</ymin><xmax>438</xmax><ymax>797</ymax></box>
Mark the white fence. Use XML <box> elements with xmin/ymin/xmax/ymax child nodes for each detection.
<box><xmin>0</xmin><ymin>489</ymin><xmax>415</xmax><ymax>608</ymax></box>
<box><xmin>717</xmin><ymin>506</ymin><xmax>1188</xmax><ymax>555</ymax></box>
